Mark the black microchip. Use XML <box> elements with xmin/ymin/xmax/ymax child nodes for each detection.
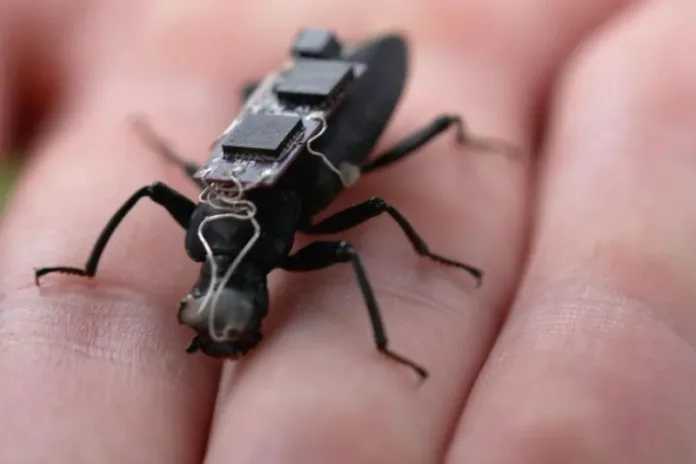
<box><xmin>274</xmin><ymin>59</ymin><xmax>354</xmax><ymax>106</ymax></box>
<box><xmin>221</xmin><ymin>113</ymin><xmax>303</xmax><ymax>158</ymax></box>
<box><xmin>291</xmin><ymin>28</ymin><xmax>341</xmax><ymax>59</ymax></box>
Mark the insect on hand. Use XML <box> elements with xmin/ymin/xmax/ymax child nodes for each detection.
<box><xmin>35</xmin><ymin>28</ymin><xmax>517</xmax><ymax>381</ymax></box>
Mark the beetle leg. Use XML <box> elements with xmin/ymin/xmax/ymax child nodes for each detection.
<box><xmin>130</xmin><ymin>117</ymin><xmax>202</xmax><ymax>185</ymax></box>
<box><xmin>361</xmin><ymin>114</ymin><xmax>517</xmax><ymax>173</ymax></box>
<box><xmin>360</xmin><ymin>114</ymin><xmax>463</xmax><ymax>173</ymax></box>
<box><xmin>34</xmin><ymin>182</ymin><xmax>195</xmax><ymax>285</ymax></box>
<box><xmin>300</xmin><ymin>196</ymin><xmax>482</xmax><ymax>285</ymax></box>
<box><xmin>281</xmin><ymin>240</ymin><xmax>428</xmax><ymax>381</ymax></box>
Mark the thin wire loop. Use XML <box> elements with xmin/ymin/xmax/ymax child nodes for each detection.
<box><xmin>196</xmin><ymin>170</ymin><xmax>261</xmax><ymax>342</ymax></box>
<box><xmin>306</xmin><ymin>114</ymin><xmax>360</xmax><ymax>187</ymax></box>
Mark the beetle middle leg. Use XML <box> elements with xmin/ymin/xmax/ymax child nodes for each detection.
<box><xmin>281</xmin><ymin>240</ymin><xmax>428</xmax><ymax>380</ymax></box>
<box><xmin>34</xmin><ymin>182</ymin><xmax>195</xmax><ymax>285</ymax></box>
<box><xmin>301</xmin><ymin>196</ymin><xmax>482</xmax><ymax>285</ymax></box>
<box><xmin>361</xmin><ymin>114</ymin><xmax>516</xmax><ymax>173</ymax></box>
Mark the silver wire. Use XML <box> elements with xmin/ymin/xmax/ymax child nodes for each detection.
<box><xmin>306</xmin><ymin>114</ymin><xmax>359</xmax><ymax>187</ymax></box>
<box><xmin>208</xmin><ymin>212</ymin><xmax>260</xmax><ymax>341</ymax></box>
<box><xmin>195</xmin><ymin>169</ymin><xmax>262</xmax><ymax>342</ymax></box>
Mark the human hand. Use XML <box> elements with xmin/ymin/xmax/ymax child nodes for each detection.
<box><xmin>1</xmin><ymin>1</ymin><xmax>694</xmax><ymax>462</ymax></box>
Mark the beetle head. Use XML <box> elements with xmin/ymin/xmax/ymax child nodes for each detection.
<box><xmin>178</xmin><ymin>256</ymin><xmax>269</xmax><ymax>357</ymax></box>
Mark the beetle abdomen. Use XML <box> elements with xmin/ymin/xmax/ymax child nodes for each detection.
<box><xmin>318</xmin><ymin>33</ymin><xmax>410</xmax><ymax>169</ymax></box>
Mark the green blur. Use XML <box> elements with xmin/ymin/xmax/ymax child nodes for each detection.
<box><xmin>0</xmin><ymin>159</ymin><xmax>18</xmax><ymax>210</ymax></box>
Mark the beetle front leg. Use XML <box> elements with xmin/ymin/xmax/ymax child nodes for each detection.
<box><xmin>361</xmin><ymin>114</ymin><xmax>518</xmax><ymax>173</ymax></box>
<box><xmin>281</xmin><ymin>240</ymin><xmax>428</xmax><ymax>381</ymax></box>
<box><xmin>34</xmin><ymin>182</ymin><xmax>195</xmax><ymax>285</ymax></box>
<box><xmin>301</xmin><ymin>196</ymin><xmax>482</xmax><ymax>286</ymax></box>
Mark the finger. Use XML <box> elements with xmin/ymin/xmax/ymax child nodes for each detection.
<box><xmin>0</xmin><ymin>3</ymin><xmax>258</xmax><ymax>462</ymax></box>
<box><xmin>200</xmin><ymin>2</ymin><xmax>628</xmax><ymax>463</ymax></box>
<box><xmin>0</xmin><ymin>0</ymin><xmax>92</xmax><ymax>154</ymax></box>
<box><xmin>0</xmin><ymin>87</ymin><xmax>220</xmax><ymax>461</ymax></box>
<box><xmin>448</xmin><ymin>1</ymin><xmax>696</xmax><ymax>462</ymax></box>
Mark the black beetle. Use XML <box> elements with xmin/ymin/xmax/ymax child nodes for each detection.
<box><xmin>35</xmin><ymin>28</ymin><xmax>512</xmax><ymax>380</ymax></box>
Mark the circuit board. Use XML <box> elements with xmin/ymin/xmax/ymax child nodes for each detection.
<box><xmin>193</xmin><ymin>29</ymin><xmax>367</xmax><ymax>187</ymax></box>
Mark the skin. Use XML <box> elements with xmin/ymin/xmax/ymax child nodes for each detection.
<box><xmin>1</xmin><ymin>0</ymin><xmax>695</xmax><ymax>462</ymax></box>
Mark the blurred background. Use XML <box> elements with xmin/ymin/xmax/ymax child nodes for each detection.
<box><xmin>0</xmin><ymin>160</ymin><xmax>16</xmax><ymax>210</ymax></box>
